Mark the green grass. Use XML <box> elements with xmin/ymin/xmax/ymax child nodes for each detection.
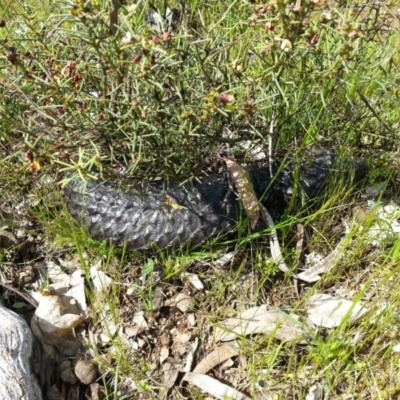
<box><xmin>1</xmin><ymin>0</ymin><xmax>400</xmax><ymax>399</ymax></box>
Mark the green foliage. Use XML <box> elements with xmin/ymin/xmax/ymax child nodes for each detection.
<box><xmin>141</xmin><ymin>258</ymin><xmax>155</xmax><ymax>275</ymax></box>
<box><xmin>12</xmin><ymin>301</ymin><xmax>28</xmax><ymax>309</ymax></box>
<box><xmin>310</xmin><ymin>336</ymin><xmax>353</xmax><ymax>364</ymax></box>
<box><xmin>0</xmin><ymin>0</ymin><xmax>398</xmax><ymax>188</ymax></box>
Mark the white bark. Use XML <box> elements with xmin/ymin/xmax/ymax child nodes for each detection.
<box><xmin>0</xmin><ymin>306</ymin><xmax>42</xmax><ymax>400</ymax></box>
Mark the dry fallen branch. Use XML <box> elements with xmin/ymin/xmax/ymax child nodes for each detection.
<box><xmin>193</xmin><ymin>344</ymin><xmax>239</xmax><ymax>374</ymax></box>
<box><xmin>183</xmin><ymin>372</ymin><xmax>251</xmax><ymax>400</ymax></box>
<box><xmin>225</xmin><ymin>159</ymin><xmax>260</xmax><ymax>230</ymax></box>
<box><xmin>259</xmin><ymin>205</ymin><xmax>290</xmax><ymax>273</ymax></box>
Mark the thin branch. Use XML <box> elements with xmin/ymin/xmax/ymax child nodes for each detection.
<box><xmin>268</xmin><ymin>95</ymin><xmax>278</xmax><ymax>178</ymax></box>
<box><xmin>357</xmin><ymin>90</ymin><xmax>394</xmax><ymax>135</ymax></box>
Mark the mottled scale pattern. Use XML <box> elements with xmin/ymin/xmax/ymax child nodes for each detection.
<box><xmin>64</xmin><ymin>149</ymin><xmax>367</xmax><ymax>252</ymax></box>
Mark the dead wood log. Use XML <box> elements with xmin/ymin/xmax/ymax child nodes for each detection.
<box><xmin>0</xmin><ymin>305</ymin><xmax>42</xmax><ymax>400</ymax></box>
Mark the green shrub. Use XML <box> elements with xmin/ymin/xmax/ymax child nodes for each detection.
<box><xmin>0</xmin><ymin>0</ymin><xmax>398</xmax><ymax>187</ymax></box>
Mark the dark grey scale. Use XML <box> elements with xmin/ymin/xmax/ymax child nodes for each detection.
<box><xmin>64</xmin><ymin>149</ymin><xmax>368</xmax><ymax>252</ymax></box>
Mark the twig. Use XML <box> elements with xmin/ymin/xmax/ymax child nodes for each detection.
<box><xmin>357</xmin><ymin>90</ymin><xmax>393</xmax><ymax>135</ymax></box>
<box><xmin>268</xmin><ymin>96</ymin><xmax>277</xmax><ymax>178</ymax></box>
<box><xmin>110</xmin><ymin>0</ymin><xmax>122</xmax><ymax>35</ymax></box>
<box><xmin>293</xmin><ymin>223</ymin><xmax>305</xmax><ymax>299</ymax></box>
<box><xmin>0</xmin><ymin>281</ymin><xmax>38</xmax><ymax>308</ymax></box>
<box><xmin>259</xmin><ymin>204</ymin><xmax>290</xmax><ymax>273</ymax></box>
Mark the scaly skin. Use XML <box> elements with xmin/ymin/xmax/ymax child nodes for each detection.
<box><xmin>64</xmin><ymin>149</ymin><xmax>367</xmax><ymax>252</ymax></box>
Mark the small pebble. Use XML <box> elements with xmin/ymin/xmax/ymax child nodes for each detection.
<box><xmin>74</xmin><ymin>359</ymin><xmax>99</xmax><ymax>385</ymax></box>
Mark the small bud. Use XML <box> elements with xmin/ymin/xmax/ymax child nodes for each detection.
<box><xmin>260</xmin><ymin>4</ymin><xmax>275</xmax><ymax>13</ymax></box>
<box><xmin>67</xmin><ymin>61</ymin><xmax>76</xmax><ymax>70</ymax></box>
<box><xmin>133</xmin><ymin>54</ymin><xmax>142</xmax><ymax>64</ymax></box>
<box><xmin>265</xmin><ymin>22</ymin><xmax>276</xmax><ymax>31</ymax></box>
<box><xmin>127</xmin><ymin>4</ymin><xmax>139</xmax><ymax>14</ymax></box>
<box><xmin>72</xmin><ymin>73</ymin><xmax>81</xmax><ymax>82</ymax></box>
<box><xmin>162</xmin><ymin>32</ymin><xmax>172</xmax><ymax>42</ymax></box>
<box><xmin>348</xmin><ymin>29</ymin><xmax>362</xmax><ymax>38</ymax></box>
<box><xmin>218</xmin><ymin>93</ymin><xmax>235</xmax><ymax>104</ymax></box>
<box><xmin>29</xmin><ymin>163</ymin><xmax>40</xmax><ymax>173</ymax></box>
<box><xmin>290</xmin><ymin>5</ymin><xmax>302</xmax><ymax>13</ymax></box>
<box><xmin>122</xmin><ymin>31</ymin><xmax>136</xmax><ymax>45</ymax></box>
<box><xmin>25</xmin><ymin>149</ymin><xmax>34</xmax><ymax>162</ymax></box>
<box><xmin>232</xmin><ymin>59</ymin><xmax>242</xmax><ymax>71</ymax></box>
<box><xmin>261</xmin><ymin>48</ymin><xmax>270</xmax><ymax>57</ymax></box>
<box><xmin>308</xmin><ymin>33</ymin><xmax>318</xmax><ymax>49</ymax></box>
<box><xmin>280</xmin><ymin>39</ymin><xmax>292</xmax><ymax>52</ymax></box>
<box><xmin>349</xmin><ymin>6</ymin><xmax>360</xmax><ymax>14</ymax></box>
<box><xmin>6</xmin><ymin>46</ymin><xmax>18</xmax><ymax>63</ymax></box>
<box><xmin>248</xmin><ymin>16</ymin><xmax>257</xmax><ymax>27</ymax></box>
<box><xmin>310</xmin><ymin>0</ymin><xmax>323</xmax><ymax>6</ymax></box>
<box><xmin>321</xmin><ymin>11</ymin><xmax>332</xmax><ymax>22</ymax></box>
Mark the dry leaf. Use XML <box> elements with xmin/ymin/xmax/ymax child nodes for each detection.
<box><xmin>31</xmin><ymin>294</ymin><xmax>85</xmax><ymax>355</ymax></box>
<box><xmin>181</xmin><ymin>272</ymin><xmax>204</xmax><ymax>291</ymax></box>
<box><xmin>162</xmin><ymin>360</ymin><xmax>181</xmax><ymax>390</ymax></box>
<box><xmin>170</xmin><ymin>329</ymin><xmax>192</xmax><ymax>357</ymax></box>
<box><xmin>183</xmin><ymin>372</ymin><xmax>251</xmax><ymax>400</ymax></box>
<box><xmin>89</xmin><ymin>383</ymin><xmax>104</xmax><ymax>400</ymax></box>
<box><xmin>90</xmin><ymin>266</ymin><xmax>112</xmax><ymax>293</ymax></box>
<box><xmin>132</xmin><ymin>310</ymin><xmax>148</xmax><ymax>329</ymax></box>
<box><xmin>363</xmin><ymin>180</ymin><xmax>388</xmax><ymax>199</ymax></box>
<box><xmin>307</xmin><ymin>294</ymin><xmax>368</xmax><ymax>328</ymax></box>
<box><xmin>225</xmin><ymin>159</ymin><xmax>260</xmax><ymax>229</ymax></box>
<box><xmin>259</xmin><ymin>205</ymin><xmax>290</xmax><ymax>273</ymax></box>
<box><xmin>152</xmin><ymin>286</ymin><xmax>165</xmax><ymax>310</ymax></box>
<box><xmin>187</xmin><ymin>314</ymin><xmax>196</xmax><ymax>326</ymax></box>
<box><xmin>297</xmin><ymin>244</ymin><xmax>342</xmax><ymax>283</ymax></box>
<box><xmin>215</xmin><ymin>251</ymin><xmax>235</xmax><ymax>267</ymax></box>
<box><xmin>183</xmin><ymin>337</ymin><xmax>199</xmax><ymax>372</ymax></box>
<box><xmin>305</xmin><ymin>384</ymin><xmax>324</xmax><ymax>400</ymax></box>
<box><xmin>0</xmin><ymin>229</ymin><xmax>19</xmax><ymax>249</ymax></box>
<box><xmin>163</xmin><ymin>195</ymin><xmax>187</xmax><ymax>210</ymax></box>
<box><xmin>193</xmin><ymin>344</ymin><xmax>239</xmax><ymax>374</ymax></box>
<box><xmin>160</xmin><ymin>346</ymin><xmax>170</xmax><ymax>364</ymax></box>
<box><xmin>214</xmin><ymin>305</ymin><xmax>305</xmax><ymax>342</ymax></box>
<box><xmin>124</xmin><ymin>325</ymin><xmax>146</xmax><ymax>338</ymax></box>
<box><xmin>175</xmin><ymin>292</ymin><xmax>194</xmax><ymax>313</ymax></box>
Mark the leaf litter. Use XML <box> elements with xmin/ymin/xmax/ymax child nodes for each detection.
<box><xmin>213</xmin><ymin>305</ymin><xmax>307</xmax><ymax>342</ymax></box>
<box><xmin>3</xmin><ymin>172</ymin><xmax>397</xmax><ymax>399</ymax></box>
<box><xmin>307</xmin><ymin>293</ymin><xmax>368</xmax><ymax>329</ymax></box>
